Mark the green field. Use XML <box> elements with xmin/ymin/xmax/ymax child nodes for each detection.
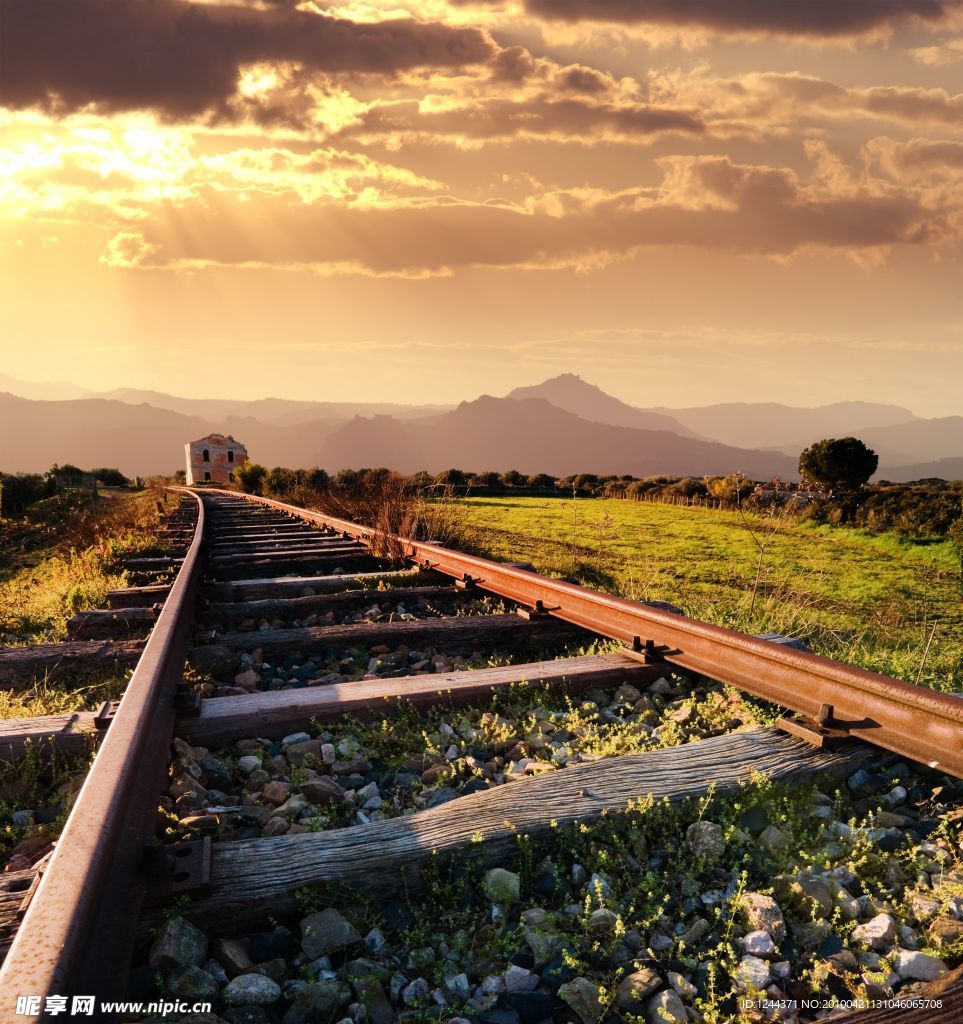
<box><xmin>451</xmin><ymin>496</ymin><xmax>962</xmax><ymax>692</ymax></box>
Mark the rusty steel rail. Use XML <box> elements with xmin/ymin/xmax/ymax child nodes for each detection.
<box><xmin>219</xmin><ymin>489</ymin><xmax>963</xmax><ymax>778</ymax></box>
<box><xmin>0</xmin><ymin>492</ymin><xmax>205</xmax><ymax>1024</ymax></box>
<box><xmin>0</xmin><ymin>487</ymin><xmax>956</xmax><ymax>1023</ymax></box>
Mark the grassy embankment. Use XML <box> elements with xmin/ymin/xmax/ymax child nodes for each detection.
<box><xmin>449</xmin><ymin>496</ymin><xmax>962</xmax><ymax>693</ymax></box>
<box><xmin>0</xmin><ymin>488</ymin><xmax>179</xmax><ymax>718</ymax></box>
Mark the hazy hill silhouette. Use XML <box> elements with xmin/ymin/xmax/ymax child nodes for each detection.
<box><xmin>0</xmin><ymin>372</ymin><xmax>88</xmax><ymax>402</ymax></box>
<box><xmin>320</xmin><ymin>396</ymin><xmax>800</xmax><ymax>477</ymax></box>
<box><xmin>874</xmin><ymin>456</ymin><xmax>963</xmax><ymax>481</ymax></box>
<box><xmin>0</xmin><ymin>374</ymin><xmax>958</xmax><ymax>481</ymax></box>
<box><xmin>85</xmin><ymin>388</ymin><xmax>450</xmax><ymax>426</ymax></box>
<box><xmin>0</xmin><ymin>394</ymin><xmax>339</xmax><ymax>475</ymax></box>
<box><xmin>853</xmin><ymin>416</ymin><xmax>963</xmax><ymax>463</ymax></box>
<box><xmin>644</xmin><ymin>401</ymin><xmax>919</xmax><ymax>451</ymax></box>
<box><xmin>508</xmin><ymin>374</ymin><xmax>702</xmax><ymax>437</ymax></box>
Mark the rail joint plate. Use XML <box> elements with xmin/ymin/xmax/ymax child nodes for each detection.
<box><xmin>94</xmin><ymin>700</ymin><xmax>121</xmax><ymax>731</ymax></box>
<box><xmin>175</xmin><ymin>685</ymin><xmax>203</xmax><ymax>717</ymax></box>
<box><xmin>143</xmin><ymin>838</ymin><xmax>212</xmax><ymax>903</ymax></box>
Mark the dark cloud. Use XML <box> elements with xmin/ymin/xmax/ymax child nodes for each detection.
<box><xmin>555</xmin><ymin>66</ymin><xmax>613</xmax><ymax>94</ymax></box>
<box><xmin>479</xmin><ymin>0</ymin><xmax>950</xmax><ymax>36</ymax></box>
<box><xmin>895</xmin><ymin>139</ymin><xmax>963</xmax><ymax>169</ymax></box>
<box><xmin>860</xmin><ymin>86</ymin><xmax>963</xmax><ymax>124</ymax></box>
<box><xmin>342</xmin><ymin>96</ymin><xmax>704</xmax><ymax>144</ymax></box>
<box><xmin>488</xmin><ymin>46</ymin><xmax>540</xmax><ymax>83</ymax></box>
<box><xmin>871</xmin><ymin>137</ymin><xmax>963</xmax><ymax>176</ymax></box>
<box><xmin>0</xmin><ymin>0</ymin><xmax>494</xmax><ymax>119</ymax></box>
<box><xmin>487</xmin><ymin>48</ymin><xmax>624</xmax><ymax>94</ymax></box>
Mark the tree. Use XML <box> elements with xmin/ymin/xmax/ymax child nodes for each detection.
<box><xmin>359</xmin><ymin>468</ymin><xmax>392</xmax><ymax>491</ymax></box>
<box><xmin>0</xmin><ymin>472</ymin><xmax>54</xmax><ymax>515</ymax></box>
<box><xmin>90</xmin><ymin>467</ymin><xmax>128</xmax><ymax>486</ymax></box>
<box><xmin>798</xmin><ymin>437</ymin><xmax>878</xmax><ymax>494</ymax></box>
<box><xmin>335</xmin><ymin>468</ymin><xmax>362</xmax><ymax>492</ymax></box>
<box><xmin>434</xmin><ymin>468</ymin><xmax>466</xmax><ymax>487</ymax></box>
<box><xmin>305</xmin><ymin>468</ymin><xmax>330</xmax><ymax>492</ymax></box>
<box><xmin>468</xmin><ymin>471</ymin><xmax>501</xmax><ymax>488</ymax></box>
<box><xmin>48</xmin><ymin>463</ymin><xmax>86</xmax><ymax>479</ymax></box>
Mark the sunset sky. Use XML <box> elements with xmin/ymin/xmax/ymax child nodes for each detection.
<box><xmin>2</xmin><ymin>0</ymin><xmax>963</xmax><ymax>415</ymax></box>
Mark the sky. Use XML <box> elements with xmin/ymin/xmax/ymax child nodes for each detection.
<box><xmin>2</xmin><ymin>0</ymin><xmax>963</xmax><ymax>416</ymax></box>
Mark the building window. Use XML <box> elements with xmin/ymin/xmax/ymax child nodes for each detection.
<box><xmin>202</xmin><ymin>449</ymin><xmax>210</xmax><ymax>462</ymax></box>
<box><xmin>228</xmin><ymin>471</ymin><xmax>234</xmax><ymax>482</ymax></box>
<box><xmin>204</xmin><ymin>471</ymin><xmax>211</xmax><ymax>481</ymax></box>
<box><xmin>228</xmin><ymin>450</ymin><xmax>234</xmax><ymax>463</ymax></box>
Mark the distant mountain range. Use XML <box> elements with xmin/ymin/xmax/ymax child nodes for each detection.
<box><xmin>507</xmin><ymin>376</ymin><xmax>703</xmax><ymax>438</ymax></box>
<box><xmin>644</xmin><ymin>399</ymin><xmax>920</xmax><ymax>450</ymax></box>
<box><xmin>854</xmin><ymin>416</ymin><xmax>963</xmax><ymax>464</ymax></box>
<box><xmin>319</xmin><ymin>397</ymin><xmax>799</xmax><ymax>478</ymax></box>
<box><xmin>0</xmin><ymin>371</ymin><xmax>88</xmax><ymax>402</ymax></box>
<box><xmin>0</xmin><ymin>394</ymin><xmax>341</xmax><ymax>476</ymax></box>
<box><xmin>83</xmin><ymin>388</ymin><xmax>447</xmax><ymax>426</ymax></box>
<box><xmin>0</xmin><ymin>372</ymin><xmax>959</xmax><ymax>481</ymax></box>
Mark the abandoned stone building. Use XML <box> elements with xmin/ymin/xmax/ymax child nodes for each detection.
<box><xmin>185</xmin><ymin>434</ymin><xmax>248</xmax><ymax>485</ymax></box>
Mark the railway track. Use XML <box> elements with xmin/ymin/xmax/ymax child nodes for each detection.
<box><xmin>0</xmin><ymin>488</ymin><xmax>960</xmax><ymax>1024</ymax></box>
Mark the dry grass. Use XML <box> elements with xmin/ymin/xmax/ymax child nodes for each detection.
<box><xmin>0</xmin><ymin>488</ymin><xmax>183</xmax><ymax>720</ymax></box>
<box><xmin>0</xmin><ymin>487</ymin><xmax>179</xmax><ymax>646</ymax></box>
<box><xmin>287</xmin><ymin>475</ymin><xmax>480</xmax><ymax>561</ymax></box>
<box><xmin>0</xmin><ymin>672</ymin><xmax>129</xmax><ymax>720</ymax></box>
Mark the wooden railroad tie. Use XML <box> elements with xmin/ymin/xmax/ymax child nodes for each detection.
<box><xmin>155</xmin><ymin>729</ymin><xmax>873</xmax><ymax>934</ymax></box>
<box><xmin>0</xmin><ymin>639</ymin><xmax>145</xmax><ymax>689</ymax></box>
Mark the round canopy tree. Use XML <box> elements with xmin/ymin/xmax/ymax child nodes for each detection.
<box><xmin>798</xmin><ymin>437</ymin><xmax>878</xmax><ymax>493</ymax></box>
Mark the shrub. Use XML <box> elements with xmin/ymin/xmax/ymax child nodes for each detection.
<box><xmin>0</xmin><ymin>473</ymin><xmax>54</xmax><ymax>515</ymax></box>
<box><xmin>705</xmin><ymin>473</ymin><xmax>753</xmax><ymax>507</ymax></box>
<box><xmin>667</xmin><ymin>477</ymin><xmax>708</xmax><ymax>498</ymax></box>
<box><xmin>234</xmin><ymin>462</ymin><xmax>267</xmax><ymax>495</ymax></box>
<box><xmin>855</xmin><ymin>488</ymin><xmax>961</xmax><ymax>539</ymax></box>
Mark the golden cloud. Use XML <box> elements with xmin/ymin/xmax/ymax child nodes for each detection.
<box><xmin>649</xmin><ymin>69</ymin><xmax>963</xmax><ymax>133</ymax></box>
<box><xmin>0</xmin><ymin>117</ymin><xmax>445</xmax><ymax>224</ymax></box>
<box><xmin>90</xmin><ymin>153</ymin><xmax>952</xmax><ymax>277</ymax></box>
